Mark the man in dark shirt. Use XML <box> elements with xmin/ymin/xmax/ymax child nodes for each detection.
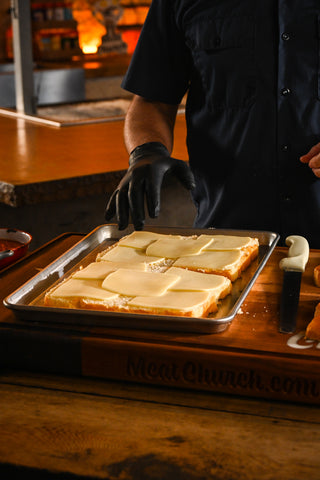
<box><xmin>105</xmin><ymin>0</ymin><xmax>320</xmax><ymax>248</ymax></box>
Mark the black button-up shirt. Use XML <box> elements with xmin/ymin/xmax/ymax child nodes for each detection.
<box><xmin>122</xmin><ymin>0</ymin><xmax>320</xmax><ymax>247</ymax></box>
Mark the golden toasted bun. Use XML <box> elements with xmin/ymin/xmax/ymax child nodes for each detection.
<box><xmin>44</xmin><ymin>295</ymin><xmax>79</xmax><ymax>309</ymax></box>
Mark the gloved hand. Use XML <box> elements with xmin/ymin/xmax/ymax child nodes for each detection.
<box><xmin>105</xmin><ymin>142</ymin><xmax>195</xmax><ymax>230</ymax></box>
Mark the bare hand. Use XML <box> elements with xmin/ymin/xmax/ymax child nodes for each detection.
<box><xmin>300</xmin><ymin>142</ymin><xmax>320</xmax><ymax>178</ymax></box>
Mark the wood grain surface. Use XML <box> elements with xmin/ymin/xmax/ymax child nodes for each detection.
<box><xmin>1</xmin><ymin>235</ymin><xmax>320</xmax><ymax>478</ymax></box>
<box><xmin>0</xmin><ymin>370</ymin><xmax>320</xmax><ymax>479</ymax></box>
<box><xmin>0</xmin><ymin>114</ymin><xmax>188</xmax><ymax>186</ymax></box>
<box><xmin>1</xmin><ymin>234</ymin><xmax>320</xmax><ymax>404</ymax></box>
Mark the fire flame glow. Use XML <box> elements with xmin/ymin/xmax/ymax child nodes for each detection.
<box><xmin>71</xmin><ymin>0</ymin><xmax>150</xmax><ymax>55</ymax></box>
<box><xmin>72</xmin><ymin>1</ymin><xmax>106</xmax><ymax>54</ymax></box>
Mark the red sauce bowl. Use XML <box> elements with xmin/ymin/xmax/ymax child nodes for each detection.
<box><xmin>0</xmin><ymin>228</ymin><xmax>32</xmax><ymax>270</ymax></box>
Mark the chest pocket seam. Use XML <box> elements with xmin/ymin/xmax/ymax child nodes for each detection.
<box><xmin>185</xmin><ymin>15</ymin><xmax>256</xmax><ymax>110</ymax></box>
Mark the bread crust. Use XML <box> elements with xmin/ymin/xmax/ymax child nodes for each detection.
<box><xmin>173</xmin><ymin>244</ymin><xmax>258</xmax><ymax>282</ymax></box>
<box><xmin>81</xmin><ymin>297</ymin><xmax>214</xmax><ymax>318</ymax></box>
<box><xmin>77</xmin><ymin>281</ymin><xmax>233</xmax><ymax>318</ymax></box>
<box><xmin>44</xmin><ymin>232</ymin><xmax>258</xmax><ymax>319</ymax></box>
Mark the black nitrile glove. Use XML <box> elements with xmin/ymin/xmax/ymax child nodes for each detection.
<box><xmin>105</xmin><ymin>142</ymin><xmax>195</xmax><ymax>230</ymax></box>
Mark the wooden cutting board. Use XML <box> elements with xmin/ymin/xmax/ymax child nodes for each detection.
<box><xmin>1</xmin><ymin>233</ymin><xmax>320</xmax><ymax>404</ymax></box>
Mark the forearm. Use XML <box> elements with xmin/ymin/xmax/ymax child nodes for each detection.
<box><xmin>123</xmin><ymin>95</ymin><xmax>179</xmax><ymax>154</ymax></box>
<box><xmin>106</xmin><ymin>95</ymin><xmax>194</xmax><ymax>230</ymax></box>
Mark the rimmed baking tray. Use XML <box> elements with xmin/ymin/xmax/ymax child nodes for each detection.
<box><xmin>4</xmin><ymin>225</ymin><xmax>279</xmax><ymax>334</ymax></box>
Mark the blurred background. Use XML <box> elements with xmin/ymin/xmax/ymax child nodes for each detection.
<box><xmin>0</xmin><ymin>0</ymin><xmax>151</xmax><ymax>115</ymax></box>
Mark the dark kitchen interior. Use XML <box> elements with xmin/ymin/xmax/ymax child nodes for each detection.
<box><xmin>0</xmin><ymin>2</ymin><xmax>319</xmax><ymax>480</ymax></box>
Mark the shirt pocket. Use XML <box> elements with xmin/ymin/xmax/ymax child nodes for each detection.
<box><xmin>185</xmin><ymin>15</ymin><xmax>256</xmax><ymax>110</ymax></box>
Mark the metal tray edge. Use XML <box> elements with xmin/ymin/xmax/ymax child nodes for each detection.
<box><xmin>3</xmin><ymin>225</ymin><xmax>280</xmax><ymax>334</ymax></box>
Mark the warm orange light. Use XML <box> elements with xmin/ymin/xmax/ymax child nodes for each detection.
<box><xmin>121</xmin><ymin>29</ymin><xmax>141</xmax><ymax>54</ymax></box>
<box><xmin>72</xmin><ymin>1</ymin><xmax>106</xmax><ymax>54</ymax></box>
<box><xmin>72</xmin><ymin>1</ymin><xmax>149</xmax><ymax>56</ymax></box>
<box><xmin>82</xmin><ymin>43</ymin><xmax>99</xmax><ymax>54</ymax></box>
<box><xmin>118</xmin><ymin>6</ymin><xmax>149</xmax><ymax>26</ymax></box>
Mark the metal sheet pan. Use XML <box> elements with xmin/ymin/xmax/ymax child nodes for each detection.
<box><xmin>3</xmin><ymin>225</ymin><xmax>279</xmax><ymax>334</ymax></box>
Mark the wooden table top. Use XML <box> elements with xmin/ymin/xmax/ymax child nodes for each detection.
<box><xmin>1</xmin><ymin>368</ymin><xmax>320</xmax><ymax>480</ymax></box>
<box><xmin>0</xmin><ymin>233</ymin><xmax>320</xmax><ymax>478</ymax></box>
<box><xmin>0</xmin><ymin>112</ymin><xmax>188</xmax><ymax>206</ymax></box>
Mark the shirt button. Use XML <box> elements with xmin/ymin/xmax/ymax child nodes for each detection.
<box><xmin>281</xmin><ymin>32</ymin><xmax>290</xmax><ymax>41</ymax></box>
<box><xmin>281</xmin><ymin>87</ymin><xmax>291</xmax><ymax>96</ymax></box>
<box><xmin>281</xmin><ymin>144</ymin><xmax>289</xmax><ymax>152</ymax></box>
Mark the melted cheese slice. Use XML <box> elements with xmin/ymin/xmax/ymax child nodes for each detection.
<box><xmin>146</xmin><ymin>235</ymin><xmax>213</xmax><ymax>258</ymax></box>
<box><xmin>117</xmin><ymin>230</ymin><xmax>164</xmax><ymax>249</ymax></box>
<box><xmin>166</xmin><ymin>267</ymin><xmax>231</xmax><ymax>292</ymax></box>
<box><xmin>127</xmin><ymin>290</ymin><xmax>211</xmax><ymax>314</ymax></box>
<box><xmin>173</xmin><ymin>250</ymin><xmax>241</xmax><ymax>272</ymax></box>
<box><xmin>49</xmin><ymin>278</ymin><xmax>119</xmax><ymax>301</ymax></box>
<box><xmin>200</xmin><ymin>235</ymin><xmax>256</xmax><ymax>251</ymax></box>
<box><xmin>98</xmin><ymin>245</ymin><xmax>165</xmax><ymax>265</ymax></box>
<box><xmin>101</xmin><ymin>268</ymin><xmax>180</xmax><ymax>297</ymax></box>
<box><xmin>73</xmin><ymin>261</ymin><xmax>145</xmax><ymax>280</ymax></box>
